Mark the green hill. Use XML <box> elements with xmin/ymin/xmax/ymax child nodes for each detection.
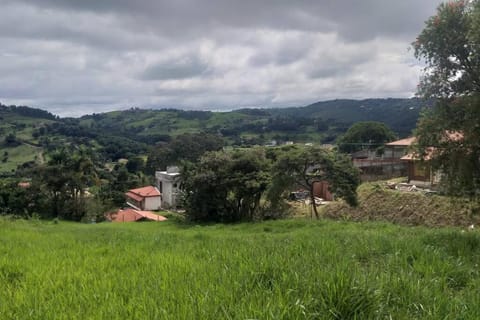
<box><xmin>270</xmin><ymin>98</ymin><xmax>431</xmax><ymax>137</ymax></box>
<box><xmin>0</xmin><ymin>98</ymin><xmax>429</xmax><ymax>174</ymax></box>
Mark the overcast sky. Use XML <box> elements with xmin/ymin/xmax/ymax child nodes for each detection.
<box><xmin>0</xmin><ymin>0</ymin><xmax>443</xmax><ymax>116</ymax></box>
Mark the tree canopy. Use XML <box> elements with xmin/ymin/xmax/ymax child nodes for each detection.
<box><xmin>180</xmin><ymin>148</ymin><xmax>271</xmax><ymax>222</ymax></box>
<box><xmin>146</xmin><ymin>133</ymin><xmax>224</xmax><ymax>173</ymax></box>
<box><xmin>181</xmin><ymin>146</ymin><xmax>360</xmax><ymax>222</ymax></box>
<box><xmin>271</xmin><ymin>145</ymin><xmax>360</xmax><ymax>218</ymax></box>
<box><xmin>337</xmin><ymin>121</ymin><xmax>396</xmax><ymax>154</ymax></box>
<box><xmin>414</xmin><ymin>0</ymin><xmax>480</xmax><ymax>196</ymax></box>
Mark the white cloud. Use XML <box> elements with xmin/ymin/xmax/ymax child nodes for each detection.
<box><xmin>0</xmin><ymin>0</ymin><xmax>444</xmax><ymax>116</ymax></box>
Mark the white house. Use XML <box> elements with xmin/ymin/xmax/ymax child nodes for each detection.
<box><xmin>155</xmin><ymin>166</ymin><xmax>181</xmax><ymax>209</ymax></box>
<box><xmin>125</xmin><ymin>186</ymin><xmax>161</xmax><ymax>211</ymax></box>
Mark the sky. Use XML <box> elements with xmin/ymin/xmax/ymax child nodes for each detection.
<box><xmin>0</xmin><ymin>0</ymin><xmax>444</xmax><ymax>117</ymax></box>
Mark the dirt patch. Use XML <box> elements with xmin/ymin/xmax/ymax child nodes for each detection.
<box><xmin>320</xmin><ymin>182</ymin><xmax>480</xmax><ymax>227</ymax></box>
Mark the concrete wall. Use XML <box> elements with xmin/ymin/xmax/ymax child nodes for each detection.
<box><xmin>144</xmin><ymin>196</ymin><xmax>161</xmax><ymax>211</ymax></box>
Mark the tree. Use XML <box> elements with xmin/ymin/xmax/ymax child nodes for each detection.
<box><xmin>4</xmin><ymin>133</ymin><xmax>20</xmax><ymax>147</ymax></box>
<box><xmin>0</xmin><ymin>181</ymin><xmax>47</xmax><ymax>217</ymax></box>
<box><xmin>271</xmin><ymin>145</ymin><xmax>360</xmax><ymax>218</ymax></box>
<box><xmin>337</xmin><ymin>121</ymin><xmax>396</xmax><ymax>154</ymax></box>
<box><xmin>180</xmin><ymin>148</ymin><xmax>271</xmax><ymax>222</ymax></box>
<box><xmin>35</xmin><ymin>148</ymin><xmax>97</xmax><ymax>220</ymax></box>
<box><xmin>146</xmin><ymin>133</ymin><xmax>224</xmax><ymax>173</ymax></box>
<box><xmin>126</xmin><ymin>156</ymin><xmax>145</xmax><ymax>173</ymax></box>
<box><xmin>413</xmin><ymin>0</ymin><xmax>480</xmax><ymax>196</ymax></box>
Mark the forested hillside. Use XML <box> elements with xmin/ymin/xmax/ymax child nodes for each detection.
<box><xmin>0</xmin><ymin>98</ymin><xmax>428</xmax><ymax>175</ymax></box>
<box><xmin>270</xmin><ymin>98</ymin><xmax>430</xmax><ymax>137</ymax></box>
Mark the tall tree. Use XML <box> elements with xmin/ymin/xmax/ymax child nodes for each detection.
<box><xmin>337</xmin><ymin>121</ymin><xmax>396</xmax><ymax>154</ymax></box>
<box><xmin>35</xmin><ymin>148</ymin><xmax>96</xmax><ymax>220</ymax></box>
<box><xmin>180</xmin><ymin>148</ymin><xmax>271</xmax><ymax>222</ymax></box>
<box><xmin>146</xmin><ymin>133</ymin><xmax>224</xmax><ymax>173</ymax></box>
<box><xmin>271</xmin><ymin>145</ymin><xmax>360</xmax><ymax>218</ymax></box>
<box><xmin>413</xmin><ymin>0</ymin><xmax>480</xmax><ymax>195</ymax></box>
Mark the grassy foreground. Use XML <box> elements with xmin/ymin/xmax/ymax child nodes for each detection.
<box><xmin>1</xmin><ymin>218</ymin><xmax>480</xmax><ymax>319</ymax></box>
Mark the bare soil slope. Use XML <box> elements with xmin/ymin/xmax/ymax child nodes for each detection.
<box><xmin>321</xmin><ymin>182</ymin><xmax>480</xmax><ymax>227</ymax></box>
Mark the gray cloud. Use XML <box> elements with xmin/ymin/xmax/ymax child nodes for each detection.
<box><xmin>141</xmin><ymin>56</ymin><xmax>210</xmax><ymax>81</ymax></box>
<box><xmin>0</xmin><ymin>0</ymin><xmax>444</xmax><ymax>116</ymax></box>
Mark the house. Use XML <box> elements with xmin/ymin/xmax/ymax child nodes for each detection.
<box><xmin>125</xmin><ymin>186</ymin><xmax>161</xmax><ymax>211</ymax></box>
<box><xmin>351</xmin><ymin>137</ymin><xmax>413</xmax><ymax>179</ymax></box>
<box><xmin>107</xmin><ymin>208</ymin><xmax>167</xmax><ymax>222</ymax></box>
<box><xmin>155</xmin><ymin>166</ymin><xmax>181</xmax><ymax>209</ymax></box>
<box><xmin>400</xmin><ymin>132</ymin><xmax>463</xmax><ymax>187</ymax></box>
<box><xmin>384</xmin><ymin>137</ymin><xmax>416</xmax><ymax>159</ymax></box>
<box><xmin>400</xmin><ymin>148</ymin><xmax>441</xmax><ymax>187</ymax></box>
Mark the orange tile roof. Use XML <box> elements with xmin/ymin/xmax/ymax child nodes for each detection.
<box><xmin>401</xmin><ymin>147</ymin><xmax>435</xmax><ymax>161</ymax></box>
<box><xmin>445</xmin><ymin>131</ymin><xmax>463</xmax><ymax>142</ymax></box>
<box><xmin>400</xmin><ymin>131</ymin><xmax>463</xmax><ymax>161</ymax></box>
<box><xmin>107</xmin><ymin>208</ymin><xmax>167</xmax><ymax>222</ymax></box>
<box><xmin>385</xmin><ymin>137</ymin><xmax>416</xmax><ymax>146</ymax></box>
<box><xmin>18</xmin><ymin>182</ymin><xmax>31</xmax><ymax>188</ymax></box>
<box><xmin>128</xmin><ymin>186</ymin><xmax>161</xmax><ymax>198</ymax></box>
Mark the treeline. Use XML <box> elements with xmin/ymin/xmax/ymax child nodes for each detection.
<box><xmin>181</xmin><ymin>145</ymin><xmax>360</xmax><ymax>222</ymax></box>
<box><xmin>0</xmin><ymin>141</ymin><xmax>360</xmax><ymax>223</ymax></box>
<box><xmin>0</xmin><ymin>103</ymin><xmax>57</xmax><ymax>120</ymax></box>
<box><xmin>0</xmin><ymin>147</ymin><xmax>150</xmax><ymax>221</ymax></box>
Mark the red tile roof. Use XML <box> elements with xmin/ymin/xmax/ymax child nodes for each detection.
<box><xmin>107</xmin><ymin>208</ymin><xmax>167</xmax><ymax>222</ymax></box>
<box><xmin>125</xmin><ymin>191</ymin><xmax>144</xmax><ymax>202</ymax></box>
<box><xmin>128</xmin><ymin>186</ymin><xmax>161</xmax><ymax>198</ymax></box>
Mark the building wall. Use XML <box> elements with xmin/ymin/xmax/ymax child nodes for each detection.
<box><xmin>144</xmin><ymin>196</ymin><xmax>161</xmax><ymax>211</ymax></box>
<box><xmin>156</xmin><ymin>170</ymin><xmax>180</xmax><ymax>209</ymax></box>
<box><xmin>313</xmin><ymin>181</ymin><xmax>333</xmax><ymax>201</ymax></box>
<box><xmin>160</xmin><ymin>180</ymin><xmax>179</xmax><ymax>208</ymax></box>
<box><xmin>126</xmin><ymin>197</ymin><xmax>142</xmax><ymax>210</ymax></box>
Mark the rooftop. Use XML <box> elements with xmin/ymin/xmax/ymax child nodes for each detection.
<box><xmin>127</xmin><ymin>186</ymin><xmax>161</xmax><ymax>198</ymax></box>
<box><xmin>107</xmin><ymin>208</ymin><xmax>167</xmax><ymax>222</ymax></box>
<box><xmin>385</xmin><ymin>137</ymin><xmax>416</xmax><ymax>146</ymax></box>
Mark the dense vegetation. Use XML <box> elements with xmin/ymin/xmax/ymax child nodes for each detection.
<box><xmin>414</xmin><ymin>0</ymin><xmax>480</xmax><ymax>197</ymax></box>
<box><xmin>337</xmin><ymin>121</ymin><xmax>397</xmax><ymax>154</ymax></box>
<box><xmin>1</xmin><ymin>218</ymin><xmax>479</xmax><ymax>319</ymax></box>
<box><xmin>0</xmin><ymin>98</ymin><xmax>426</xmax><ymax>176</ymax></box>
<box><xmin>180</xmin><ymin>146</ymin><xmax>359</xmax><ymax>222</ymax></box>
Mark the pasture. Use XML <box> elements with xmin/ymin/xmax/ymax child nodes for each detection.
<box><xmin>0</xmin><ymin>218</ymin><xmax>479</xmax><ymax>319</ymax></box>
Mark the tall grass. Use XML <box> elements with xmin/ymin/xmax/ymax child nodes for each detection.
<box><xmin>0</xmin><ymin>218</ymin><xmax>479</xmax><ymax>319</ymax></box>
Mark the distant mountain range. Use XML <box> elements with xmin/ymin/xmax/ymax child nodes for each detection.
<box><xmin>0</xmin><ymin>98</ymin><xmax>431</xmax><ymax>174</ymax></box>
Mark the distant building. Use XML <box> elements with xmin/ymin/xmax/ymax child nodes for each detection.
<box><xmin>125</xmin><ymin>186</ymin><xmax>161</xmax><ymax>211</ymax></box>
<box><xmin>155</xmin><ymin>166</ymin><xmax>181</xmax><ymax>209</ymax></box>
<box><xmin>351</xmin><ymin>137</ymin><xmax>414</xmax><ymax>180</ymax></box>
<box><xmin>400</xmin><ymin>148</ymin><xmax>441</xmax><ymax>187</ymax></box>
<box><xmin>400</xmin><ymin>132</ymin><xmax>463</xmax><ymax>188</ymax></box>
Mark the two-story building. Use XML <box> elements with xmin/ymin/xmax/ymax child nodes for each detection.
<box><xmin>155</xmin><ymin>166</ymin><xmax>181</xmax><ymax>209</ymax></box>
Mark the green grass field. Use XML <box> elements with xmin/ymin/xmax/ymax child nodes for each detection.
<box><xmin>1</xmin><ymin>218</ymin><xmax>479</xmax><ymax>319</ymax></box>
<box><xmin>0</xmin><ymin>144</ymin><xmax>42</xmax><ymax>173</ymax></box>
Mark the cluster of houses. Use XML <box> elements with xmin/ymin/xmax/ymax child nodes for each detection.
<box><xmin>108</xmin><ymin>134</ymin><xmax>450</xmax><ymax>222</ymax></box>
<box><xmin>352</xmin><ymin>136</ymin><xmax>443</xmax><ymax>187</ymax></box>
<box><xmin>107</xmin><ymin>166</ymin><xmax>180</xmax><ymax>222</ymax></box>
